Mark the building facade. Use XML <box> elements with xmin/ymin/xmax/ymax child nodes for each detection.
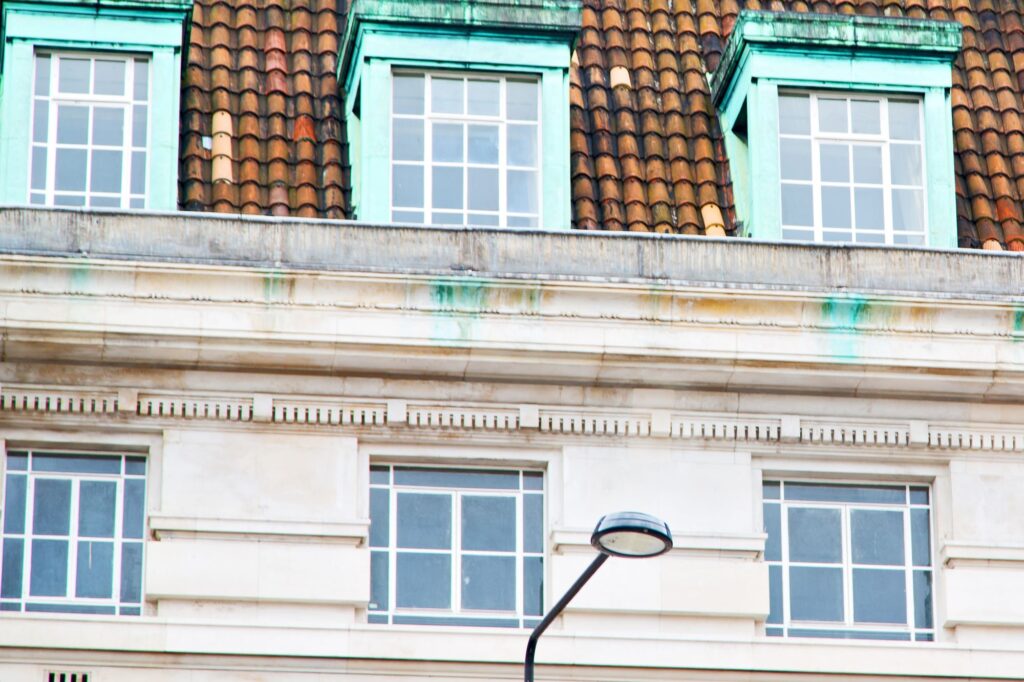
<box><xmin>1</xmin><ymin>1</ymin><xmax>1024</xmax><ymax>681</ymax></box>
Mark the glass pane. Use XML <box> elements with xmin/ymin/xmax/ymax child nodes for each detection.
<box><xmin>523</xmin><ymin>493</ymin><xmax>543</xmax><ymax>553</ymax></box>
<box><xmin>432</xmin><ymin>212</ymin><xmax>464</xmax><ymax>225</ymax></box>
<box><xmin>78</xmin><ymin>480</ymin><xmax>116</xmax><ymax>538</ymax></box>
<box><xmin>58</xmin><ymin>58</ymin><xmax>90</xmax><ymax>94</ymax></box>
<box><xmin>393</xmin><ymin>119</ymin><xmax>424</xmax><ymax>161</ymax></box>
<box><xmin>851</xmin><ymin>509</ymin><xmax>905</xmax><ymax>566</ymax></box>
<box><xmin>29</xmin><ymin>539</ymin><xmax>68</xmax><ymax>596</ymax></box>
<box><xmin>911</xmin><ymin>508</ymin><xmax>931</xmax><ymax>566</ymax></box>
<box><xmin>856</xmin><ymin>231</ymin><xmax>885</xmax><ymax>244</ymax></box>
<box><xmin>131</xmin><ymin>152</ymin><xmax>146</xmax><ymax>195</ymax></box>
<box><xmin>789</xmin><ymin>566</ymin><xmax>843</xmax><ymax>621</ymax></box>
<box><xmin>523</xmin><ymin>472</ymin><xmax>543</xmax><ymax>491</ymax></box>
<box><xmin>34</xmin><ymin>454</ymin><xmax>121</xmax><ymax>475</ymax></box>
<box><xmin>129</xmin><ymin>198</ymin><xmax>144</xmax><ymax>209</ymax></box>
<box><xmin>396</xmin><ymin>552</ymin><xmax>450</xmax><ymax>608</ymax></box>
<box><xmin>8</xmin><ymin>454</ymin><xmax>28</xmax><ymax>471</ymax></box>
<box><xmin>393</xmin><ymin>74</ymin><xmax>424</xmax><ymax>115</ymax></box>
<box><xmin>790</xmin><ymin>628</ymin><xmax>910</xmax><ymax>641</ymax></box>
<box><xmin>854</xmin><ymin>187</ymin><xmax>884</xmax><ymax>230</ymax></box>
<box><xmin>889</xmin><ymin>100</ymin><xmax>920</xmax><ymax>140</ymax></box>
<box><xmin>508</xmin><ymin>170</ymin><xmax>537</xmax><ymax>213</ymax></box>
<box><xmin>392</xmin><ymin>210</ymin><xmax>424</xmax><ymax>223</ymax></box>
<box><xmin>507</xmin><ymin>216</ymin><xmax>537</xmax><ymax>228</ymax></box>
<box><xmin>853</xmin><ymin>146</ymin><xmax>883</xmax><ymax>184</ymax></box>
<box><xmin>768</xmin><ymin>564</ymin><xmax>782</xmax><ymax>624</ymax></box>
<box><xmin>392</xmin><ymin>165</ymin><xmax>424</xmax><ymax>207</ymax></box>
<box><xmin>369</xmin><ymin>487</ymin><xmax>389</xmax><ymax>548</ymax></box>
<box><xmin>779</xmin><ymin>138</ymin><xmax>811</xmax><ymax>181</ymax></box>
<box><xmin>778</xmin><ymin>94</ymin><xmax>810</xmax><ymax>135</ymax></box>
<box><xmin>55</xmin><ymin>149</ymin><xmax>87</xmax><ymax>192</ymax></box>
<box><xmin>132</xmin><ymin>105</ymin><xmax>148</xmax><ymax>147</ymax></box>
<box><xmin>432</xmin><ymin>166</ymin><xmax>464</xmax><ymax>209</ymax></box>
<box><xmin>94</xmin><ymin>60</ymin><xmax>126</xmax><ymax>96</ymax></box>
<box><xmin>507</xmin><ymin>80</ymin><xmax>538</xmax><ymax>120</ymax></box>
<box><xmin>914</xmin><ymin>570</ymin><xmax>933</xmax><ymax>628</ymax></box>
<box><xmin>853</xmin><ymin>568</ymin><xmax>907</xmax><ymax>624</ymax></box>
<box><xmin>126</xmin><ymin>457</ymin><xmax>145</xmax><ymax>476</ymax></box>
<box><xmin>432</xmin><ymin>123</ymin><xmax>463</xmax><ymax>163</ymax></box>
<box><xmin>57</xmin><ymin>105</ymin><xmax>89</xmax><ymax>144</ymax></box>
<box><xmin>821</xmin><ymin>186</ymin><xmax>851</xmax><ymax>229</ymax></box>
<box><xmin>467</xmin><ymin>79</ymin><xmax>499</xmax><ymax>116</ymax></box>
<box><xmin>785</xmin><ymin>482</ymin><xmax>905</xmax><ymax>504</ymax></box>
<box><xmin>818</xmin><ymin>98</ymin><xmax>848</xmax><ymax>133</ymax></box>
<box><xmin>370</xmin><ymin>466</ymin><xmax>390</xmax><ymax>485</ymax></box>
<box><xmin>431</xmin><ymin>77</ymin><xmax>464</xmax><ymax>115</ymax></box>
<box><xmin>75</xmin><ymin>540</ymin><xmax>113</xmax><ymax>598</ymax></box>
<box><xmin>462</xmin><ymin>555</ymin><xmax>515</xmax><ymax>611</ymax></box>
<box><xmin>788</xmin><ymin>507</ymin><xmax>841</xmax><ymax>563</ymax></box>
<box><xmin>91</xmin><ymin>196</ymin><xmax>120</xmax><ymax>208</ymax></box>
<box><xmin>891</xmin><ymin>144</ymin><xmax>923</xmax><ymax>185</ymax></box>
<box><xmin>133</xmin><ymin>60</ymin><xmax>149</xmax><ymax>101</ymax></box>
<box><xmin>468</xmin><ymin>124</ymin><xmax>499</xmax><ymax>165</ymax></box>
<box><xmin>54</xmin><ymin>194</ymin><xmax>85</xmax><ymax>207</ymax></box>
<box><xmin>3</xmin><ymin>475</ymin><xmax>27</xmax><ymax>534</ymax></box>
<box><xmin>507</xmin><ymin>124</ymin><xmax>537</xmax><ymax>167</ymax></box>
<box><xmin>784</xmin><ymin>229</ymin><xmax>813</xmax><ymax>242</ymax></box>
<box><xmin>33</xmin><ymin>479</ymin><xmax>71</xmax><ymax>535</ymax></box>
<box><xmin>120</xmin><ymin>606</ymin><xmax>141</xmax><ymax>616</ymax></box>
<box><xmin>781</xmin><ymin>183</ymin><xmax>812</xmax><ymax>226</ymax></box>
<box><xmin>910</xmin><ymin>487</ymin><xmax>929</xmax><ymax>504</ymax></box>
<box><xmin>1</xmin><ymin>538</ymin><xmax>24</xmax><ymax>598</ymax></box>
<box><xmin>851</xmin><ymin>99</ymin><xmax>881</xmax><ymax>134</ymax></box>
<box><xmin>468</xmin><ymin>213</ymin><xmax>500</xmax><ymax>226</ymax></box>
<box><xmin>893</xmin><ymin>233</ymin><xmax>925</xmax><ymax>246</ymax></box>
<box><xmin>122</xmin><ymin>478</ymin><xmax>145</xmax><ymax>539</ymax></box>
<box><xmin>120</xmin><ymin>541</ymin><xmax>143</xmax><ymax>603</ymax></box>
<box><xmin>32</xmin><ymin>147</ymin><xmax>48</xmax><ymax>191</ymax></box>
<box><xmin>394</xmin><ymin>467</ymin><xmax>519</xmax><ymax>489</ymax></box>
<box><xmin>524</xmin><ymin>556</ymin><xmax>543</xmax><ymax>616</ymax></box>
<box><xmin>763</xmin><ymin>481</ymin><xmax>780</xmax><ymax>499</ymax></box>
<box><xmin>30</xmin><ymin>193</ymin><xmax>46</xmax><ymax>205</ymax></box>
<box><xmin>763</xmin><ymin>503</ymin><xmax>781</xmax><ymax>561</ymax></box>
<box><xmin>90</xmin><ymin>150</ymin><xmax>123</xmax><ymax>193</ymax></box>
<box><xmin>462</xmin><ymin>496</ymin><xmax>515</xmax><ymax>552</ymax></box>
<box><xmin>32</xmin><ymin>101</ymin><xmax>48</xmax><ymax>144</ymax></box>
<box><xmin>820</xmin><ymin>144</ymin><xmax>850</xmax><ymax>182</ymax></box>
<box><xmin>35</xmin><ymin>55</ymin><xmax>51</xmax><ymax>96</ymax></box>
<box><xmin>892</xmin><ymin>189</ymin><xmax>924</xmax><ymax>232</ymax></box>
<box><xmin>468</xmin><ymin>168</ymin><xmax>498</xmax><ymax>212</ymax></box>
<box><xmin>396</xmin><ymin>492</ymin><xmax>451</xmax><ymax>549</ymax></box>
<box><xmin>370</xmin><ymin>550</ymin><xmax>388</xmax><ymax>610</ymax></box>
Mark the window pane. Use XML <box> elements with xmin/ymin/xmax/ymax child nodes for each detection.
<box><xmin>4</xmin><ymin>475</ymin><xmax>27</xmax><ymax>534</ymax></box>
<box><xmin>523</xmin><ymin>493</ymin><xmax>543</xmax><ymax>553</ymax></box>
<box><xmin>851</xmin><ymin>509</ymin><xmax>904</xmax><ymax>566</ymax></box>
<box><xmin>370</xmin><ymin>551</ymin><xmax>388</xmax><ymax>611</ymax></box>
<box><xmin>889</xmin><ymin>100</ymin><xmax>920</xmax><ymax>140</ymax></box>
<box><xmin>131</xmin><ymin>152</ymin><xmax>147</xmax><ymax>195</ymax></box>
<box><xmin>126</xmin><ymin>456</ymin><xmax>145</xmax><ymax>475</ymax></box>
<box><xmin>821</xmin><ymin>186</ymin><xmax>851</xmax><ymax>229</ymax></box>
<box><xmin>370</xmin><ymin>487</ymin><xmax>389</xmax><ymax>547</ymax></box>
<box><xmin>763</xmin><ymin>481</ymin><xmax>780</xmax><ymax>499</ymax></box>
<box><xmin>433</xmin><ymin>166</ymin><xmax>464</xmax><ymax>209</ymax></box>
<box><xmin>396</xmin><ymin>552</ymin><xmax>450</xmax><ymax>608</ymax></box>
<box><xmin>33</xmin><ymin>479</ymin><xmax>71</xmax><ymax>535</ymax></box>
<box><xmin>914</xmin><ymin>570</ymin><xmax>933</xmax><ymax>628</ymax></box>
<box><xmin>763</xmin><ymin>503</ymin><xmax>781</xmax><ymax>561</ymax></box>
<box><xmin>820</xmin><ymin>144</ymin><xmax>850</xmax><ymax>182</ymax></box>
<box><xmin>468</xmin><ymin>168</ymin><xmax>498</xmax><ymax>212</ymax></box>
<box><xmin>393</xmin><ymin>119</ymin><xmax>424</xmax><ymax>161</ymax></box>
<box><xmin>432</xmin><ymin>212</ymin><xmax>464</xmax><ymax>225</ymax></box>
<box><xmin>468</xmin><ymin>213</ymin><xmax>500</xmax><ymax>226</ymax></box>
<box><xmin>392</xmin><ymin>165</ymin><xmax>424</xmax><ymax>207</ymax></box>
<box><xmin>507</xmin><ymin>80</ymin><xmax>538</xmax><ymax>120</ymax></box>
<box><xmin>35</xmin><ymin>55</ymin><xmax>51</xmax><ymax>96</ymax></box>
<box><xmin>768</xmin><ymin>564</ymin><xmax>782</xmax><ymax>624</ymax></box>
<box><xmin>779</xmin><ymin>138</ymin><xmax>811</xmax><ymax>181</ymax></box>
<box><xmin>120</xmin><ymin>541</ymin><xmax>143</xmax><ymax>603</ymax></box>
<box><xmin>55</xmin><ymin>149</ymin><xmax>87</xmax><ymax>192</ymax></box>
<box><xmin>133</xmin><ymin>60</ymin><xmax>149</xmax><ymax>101</ymax></box>
<box><xmin>781</xmin><ymin>183</ymin><xmax>812</xmax><ymax>226</ymax></box>
<box><xmin>54</xmin><ymin>194</ymin><xmax>85</xmax><ymax>207</ymax></box>
<box><xmin>393</xmin><ymin>74</ymin><xmax>424</xmax><ymax>115</ymax></box>
<box><xmin>395</xmin><ymin>468</ymin><xmax>520</xmax><ymax>489</ymax></box>
<box><xmin>462</xmin><ymin>555</ymin><xmax>515</xmax><ymax>611</ymax></box>
<box><xmin>30</xmin><ymin>146</ymin><xmax>44</xmax><ymax>193</ymax></box>
<box><xmin>853</xmin><ymin>146</ymin><xmax>883</xmax><ymax>184</ymax></box>
<box><xmin>892</xmin><ymin>189</ymin><xmax>924</xmax><ymax>232</ymax></box>
<box><xmin>910</xmin><ymin>487</ymin><xmax>929</xmax><ymax>504</ymax></box>
<box><xmin>785</xmin><ymin>482</ymin><xmax>905</xmax><ymax>504</ymax></box>
<box><xmin>57</xmin><ymin>105</ymin><xmax>89</xmax><ymax>144</ymax></box>
<box><xmin>789</xmin><ymin>566</ymin><xmax>843</xmax><ymax>621</ymax></box>
<box><xmin>431</xmin><ymin>78</ymin><xmax>464</xmax><ymax>115</ymax></box>
<box><xmin>467</xmin><ymin>79</ymin><xmax>499</xmax><ymax>116</ymax></box>
<box><xmin>855</xmin><ymin>188</ymin><xmax>884</xmax><ymax>230</ymax></box>
<box><xmin>58</xmin><ymin>58</ymin><xmax>90</xmax><ymax>94</ymax></box>
<box><xmin>852</xmin><ymin>568</ymin><xmax>907</xmax><ymax>624</ymax></box>
<box><xmin>851</xmin><ymin>100</ymin><xmax>881</xmax><ymax>134</ymax></box>
<box><xmin>461</xmin><ymin>496</ymin><xmax>515</xmax><ymax>551</ymax></box>
<box><xmin>523</xmin><ymin>472</ymin><xmax>543</xmax><ymax>491</ymax></box>
<box><xmin>91</xmin><ymin>196</ymin><xmax>121</xmax><ymax>208</ymax></box>
<box><xmin>370</xmin><ymin>466</ymin><xmax>390</xmax><ymax>485</ymax></box>
<box><xmin>396</xmin><ymin>492</ymin><xmax>451</xmax><ymax>549</ymax></box>
<box><xmin>392</xmin><ymin>210</ymin><xmax>424</xmax><ymax>223</ymax></box>
<box><xmin>132</xmin><ymin>105</ymin><xmax>148</xmax><ymax>147</ymax></box>
<box><xmin>911</xmin><ymin>508</ymin><xmax>931</xmax><ymax>566</ymax></box>
<box><xmin>524</xmin><ymin>556</ymin><xmax>543</xmax><ymax>616</ymax></box>
<box><xmin>78</xmin><ymin>481</ymin><xmax>116</xmax><ymax>538</ymax></box>
<box><xmin>90</xmin><ymin>150</ymin><xmax>123</xmax><ymax>193</ymax></box>
<box><xmin>29</xmin><ymin>539</ymin><xmax>68</xmax><ymax>597</ymax></box>
<box><xmin>32</xmin><ymin>100</ymin><xmax>48</xmax><ymax>144</ymax></box>
<box><xmin>122</xmin><ymin>478</ymin><xmax>145</xmax><ymax>539</ymax></box>
<box><xmin>788</xmin><ymin>507</ymin><xmax>841</xmax><ymax>563</ymax></box>
<box><xmin>507</xmin><ymin>216</ymin><xmax>537</xmax><ymax>228</ymax></box>
<box><xmin>432</xmin><ymin>123</ymin><xmax>464</xmax><ymax>163</ymax></box>
<box><xmin>891</xmin><ymin>144</ymin><xmax>922</xmax><ymax>185</ymax></box>
<box><xmin>7</xmin><ymin>454</ymin><xmax>28</xmax><ymax>471</ymax></box>
<box><xmin>508</xmin><ymin>170</ymin><xmax>537</xmax><ymax>213</ymax></box>
<box><xmin>778</xmin><ymin>94</ymin><xmax>810</xmax><ymax>135</ymax></box>
<box><xmin>468</xmin><ymin>124</ymin><xmax>499</xmax><ymax>165</ymax></box>
<box><xmin>94</xmin><ymin>60</ymin><xmax>126</xmax><ymax>96</ymax></box>
<box><xmin>507</xmin><ymin>124</ymin><xmax>536</xmax><ymax>167</ymax></box>
<box><xmin>1</xmin><ymin>538</ymin><xmax>24</xmax><ymax>598</ymax></box>
<box><xmin>818</xmin><ymin>98</ymin><xmax>848</xmax><ymax>133</ymax></box>
<box><xmin>75</xmin><ymin>540</ymin><xmax>113</xmax><ymax>598</ymax></box>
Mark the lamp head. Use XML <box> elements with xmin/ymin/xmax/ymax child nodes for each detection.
<box><xmin>590</xmin><ymin>511</ymin><xmax>673</xmax><ymax>558</ymax></box>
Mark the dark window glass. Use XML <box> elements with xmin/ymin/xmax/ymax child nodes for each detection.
<box><xmin>911</xmin><ymin>508</ymin><xmax>931</xmax><ymax>566</ymax></box>
<box><xmin>396</xmin><ymin>553</ymin><xmax>450</xmax><ymax>609</ymax></box>
<box><xmin>396</xmin><ymin>493</ymin><xmax>451</xmax><ymax>550</ymax></box>
<box><xmin>461</xmin><ymin>496</ymin><xmax>515</xmax><ymax>552</ymax></box>
<box><xmin>75</xmin><ymin>540</ymin><xmax>114</xmax><ymax>598</ymax></box>
<box><xmin>33</xmin><ymin>454</ymin><xmax>120</xmax><ymax>475</ymax></box>
<box><xmin>32</xmin><ymin>479</ymin><xmax>71</xmax><ymax>535</ymax></box>
<box><xmin>789</xmin><ymin>566</ymin><xmax>843</xmax><ymax>622</ymax></box>
<box><xmin>461</xmin><ymin>555</ymin><xmax>515</xmax><ymax>611</ymax></box>
<box><xmin>768</xmin><ymin>564</ymin><xmax>783</xmax><ymax>624</ymax></box>
<box><xmin>370</xmin><ymin>551</ymin><xmax>388</xmax><ymax>611</ymax></box>
<box><xmin>122</xmin><ymin>478</ymin><xmax>145</xmax><ymax>539</ymax></box>
<box><xmin>370</xmin><ymin>465</ymin><xmax>390</xmax><ymax>485</ymax></box>
<box><xmin>787</xmin><ymin>507</ymin><xmax>841</xmax><ymax>563</ymax></box>
<box><xmin>1</xmin><ymin>539</ymin><xmax>24</xmax><ymax>598</ymax></box>
<box><xmin>784</xmin><ymin>482</ymin><xmax>905</xmax><ymax>504</ymax></box>
<box><xmin>763</xmin><ymin>503</ymin><xmax>781</xmax><ymax>561</ymax></box>
<box><xmin>852</xmin><ymin>569</ymin><xmax>906</xmax><ymax>624</ymax></box>
<box><xmin>523</xmin><ymin>494</ymin><xmax>543</xmax><ymax>553</ymax></box>
<box><xmin>29</xmin><ymin>538</ymin><xmax>68</xmax><ymax>596</ymax></box>
<box><xmin>394</xmin><ymin>467</ymin><xmax>518</xmax><ymax>490</ymax></box>
<box><xmin>3</xmin><ymin>475</ymin><xmax>27</xmax><ymax>534</ymax></box>
<box><xmin>119</xmin><ymin>542</ymin><xmax>143</xmax><ymax>603</ymax></box>
<box><xmin>369</xmin><ymin>488</ymin><xmax>389</xmax><ymax>548</ymax></box>
<box><xmin>851</xmin><ymin>509</ymin><xmax>904</xmax><ymax>566</ymax></box>
<box><xmin>78</xmin><ymin>480</ymin><xmax>117</xmax><ymax>538</ymax></box>
<box><xmin>913</xmin><ymin>570</ymin><xmax>932</xmax><ymax>628</ymax></box>
<box><xmin>523</xmin><ymin>556</ymin><xmax>543</xmax><ymax>616</ymax></box>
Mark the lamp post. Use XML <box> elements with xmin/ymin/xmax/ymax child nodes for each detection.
<box><xmin>523</xmin><ymin>511</ymin><xmax>673</xmax><ymax>682</ymax></box>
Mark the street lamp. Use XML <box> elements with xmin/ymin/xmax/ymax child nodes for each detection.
<box><xmin>523</xmin><ymin>511</ymin><xmax>673</xmax><ymax>682</ymax></box>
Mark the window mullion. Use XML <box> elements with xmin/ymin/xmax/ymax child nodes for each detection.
<box><xmin>842</xmin><ymin>505</ymin><xmax>853</xmax><ymax>627</ymax></box>
<box><xmin>780</xmin><ymin>499</ymin><xmax>791</xmax><ymax>631</ymax></box>
<box><xmin>388</xmin><ymin>473</ymin><xmax>397</xmax><ymax>621</ymax></box>
<box><xmin>902</xmin><ymin>498</ymin><xmax>915</xmax><ymax>632</ymax></box>
<box><xmin>67</xmin><ymin>478</ymin><xmax>80</xmax><ymax>600</ymax></box>
<box><xmin>452</xmin><ymin>491</ymin><xmax>460</xmax><ymax>614</ymax></box>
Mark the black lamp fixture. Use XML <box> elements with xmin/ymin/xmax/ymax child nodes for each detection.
<box><xmin>523</xmin><ymin>511</ymin><xmax>672</xmax><ymax>682</ymax></box>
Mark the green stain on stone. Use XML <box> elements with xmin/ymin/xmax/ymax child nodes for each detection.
<box><xmin>821</xmin><ymin>295</ymin><xmax>870</xmax><ymax>360</ymax></box>
<box><xmin>430</xmin><ymin>279</ymin><xmax>487</xmax><ymax>343</ymax></box>
<box><xmin>1013</xmin><ymin>308</ymin><xmax>1024</xmax><ymax>342</ymax></box>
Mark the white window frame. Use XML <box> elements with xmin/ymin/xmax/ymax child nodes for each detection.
<box><xmin>389</xmin><ymin>70</ymin><xmax>543</xmax><ymax>229</ymax></box>
<box><xmin>764</xmin><ymin>479</ymin><xmax>934</xmax><ymax>641</ymax></box>
<box><xmin>28</xmin><ymin>51</ymin><xmax>151</xmax><ymax>209</ymax></box>
<box><xmin>369</xmin><ymin>464</ymin><xmax>544</xmax><ymax>627</ymax></box>
<box><xmin>778</xmin><ymin>91</ymin><xmax>928</xmax><ymax>246</ymax></box>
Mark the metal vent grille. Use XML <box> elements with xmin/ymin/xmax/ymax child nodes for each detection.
<box><xmin>49</xmin><ymin>673</ymin><xmax>89</xmax><ymax>682</ymax></box>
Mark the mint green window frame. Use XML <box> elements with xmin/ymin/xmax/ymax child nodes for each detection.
<box><xmin>0</xmin><ymin>2</ymin><xmax>189</xmax><ymax>210</ymax></box>
<box><xmin>343</xmin><ymin>28</ymin><xmax>571</xmax><ymax>229</ymax></box>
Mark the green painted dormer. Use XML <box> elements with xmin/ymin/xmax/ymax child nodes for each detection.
<box><xmin>712</xmin><ymin>11</ymin><xmax>961</xmax><ymax>248</ymax></box>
